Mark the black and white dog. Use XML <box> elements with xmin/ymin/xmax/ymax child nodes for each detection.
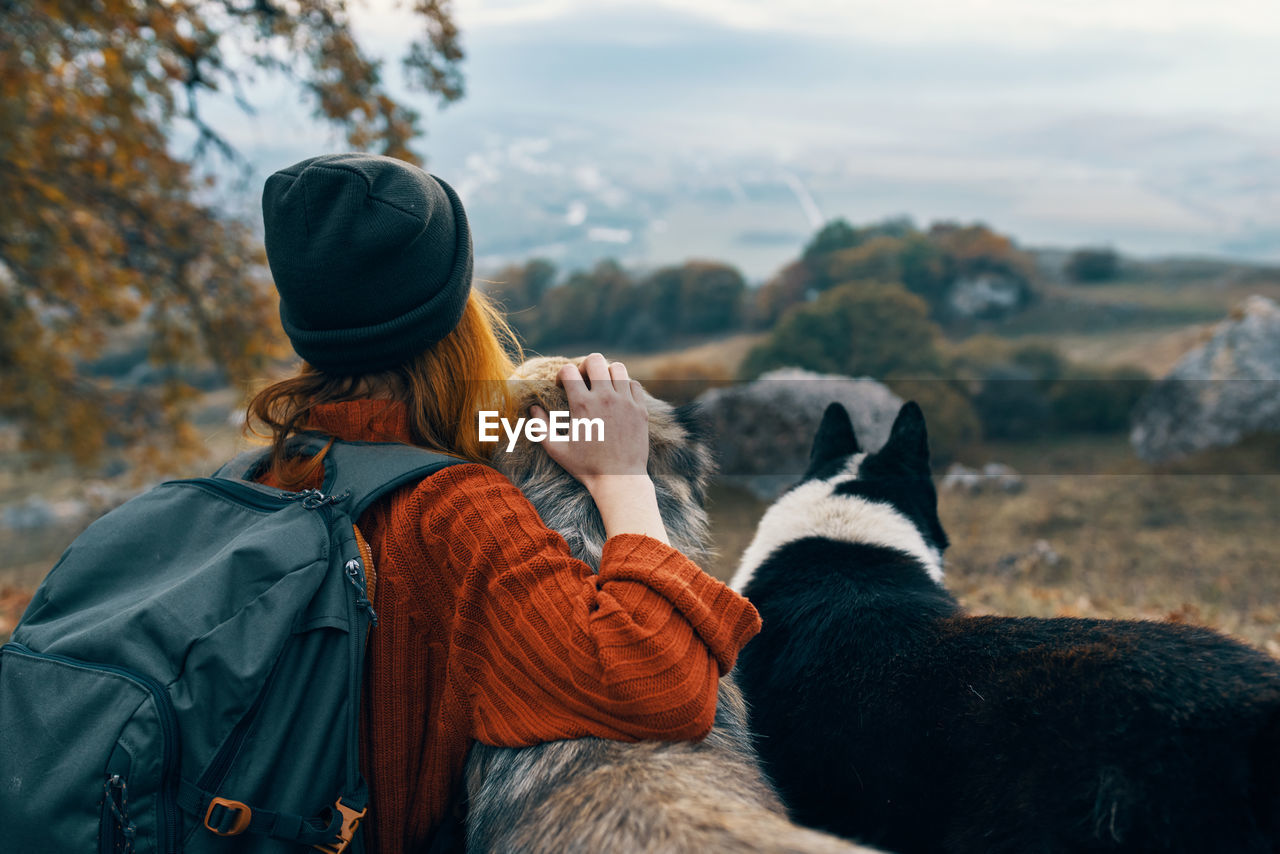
<box><xmin>732</xmin><ymin>401</ymin><xmax>1280</xmax><ymax>854</ymax></box>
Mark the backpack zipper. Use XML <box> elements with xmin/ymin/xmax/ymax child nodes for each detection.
<box><xmin>165</xmin><ymin>478</ymin><xmax>303</xmax><ymax>512</ymax></box>
<box><xmin>194</xmin><ymin>655</ymin><xmax>284</xmax><ymax>799</ymax></box>
<box><xmin>4</xmin><ymin>643</ymin><xmax>181</xmax><ymax>854</ymax></box>
<box><xmin>102</xmin><ymin>773</ymin><xmax>134</xmax><ymax>854</ymax></box>
<box><xmin>329</xmin><ymin>505</ymin><xmax>374</xmax><ymax>826</ymax></box>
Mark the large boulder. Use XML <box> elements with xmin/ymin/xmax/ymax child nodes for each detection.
<box><xmin>1131</xmin><ymin>295</ymin><xmax>1280</xmax><ymax>462</ymax></box>
<box><xmin>695</xmin><ymin>368</ymin><xmax>902</xmax><ymax>498</ymax></box>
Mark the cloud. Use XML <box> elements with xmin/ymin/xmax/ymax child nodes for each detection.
<box><xmin>446</xmin><ymin>0</ymin><xmax>1280</xmax><ymax>46</ymax></box>
<box><xmin>457</xmin><ymin>0</ymin><xmax>580</xmax><ymax>28</ymax></box>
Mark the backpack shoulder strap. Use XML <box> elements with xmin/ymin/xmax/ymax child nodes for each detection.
<box><xmin>323</xmin><ymin>440</ymin><xmax>467</xmax><ymax>518</ymax></box>
<box><xmin>214</xmin><ymin>435</ymin><xmax>469</xmax><ymax>518</ymax></box>
<box><xmin>215</xmin><ymin>446</ymin><xmax>273</xmax><ymax>482</ymax></box>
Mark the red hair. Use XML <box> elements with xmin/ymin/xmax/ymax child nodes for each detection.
<box><xmin>246</xmin><ymin>290</ymin><xmax>522</xmax><ymax>489</ymax></box>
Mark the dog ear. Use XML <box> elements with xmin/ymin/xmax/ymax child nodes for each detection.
<box><xmin>881</xmin><ymin>401</ymin><xmax>930</xmax><ymax>473</ymax></box>
<box><xmin>806</xmin><ymin>402</ymin><xmax>860</xmax><ymax>477</ymax></box>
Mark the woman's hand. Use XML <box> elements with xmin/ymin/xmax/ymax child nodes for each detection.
<box><xmin>529</xmin><ymin>354</ymin><xmax>669</xmax><ymax>544</ymax></box>
<box><xmin>532</xmin><ymin>353</ymin><xmax>647</xmax><ymax>486</ymax></box>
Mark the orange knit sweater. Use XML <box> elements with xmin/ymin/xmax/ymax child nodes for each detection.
<box><xmin>266</xmin><ymin>400</ymin><xmax>761</xmax><ymax>854</ymax></box>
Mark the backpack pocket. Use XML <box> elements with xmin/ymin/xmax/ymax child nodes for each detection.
<box><xmin>0</xmin><ymin>643</ymin><xmax>180</xmax><ymax>854</ymax></box>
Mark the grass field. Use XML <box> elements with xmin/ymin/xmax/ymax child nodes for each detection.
<box><xmin>702</xmin><ymin>434</ymin><xmax>1280</xmax><ymax>655</ymax></box>
<box><xmin>999</xmin><ymin>266</ymin><xmax>1280</xmax><ymax>365</ymax></box>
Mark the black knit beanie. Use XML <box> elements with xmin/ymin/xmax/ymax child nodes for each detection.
<box><xmin>261</xmin><ymin>153</ymin><xmax>473</xmax><ymax>374</ymax></box>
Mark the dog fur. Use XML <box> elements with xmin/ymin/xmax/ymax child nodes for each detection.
<box><xmin>462</xmin><ymin>357</ymin><xmax>880</xmax><ymax>854</ymax></box>
<box><xmin>732</xmin><ymin>400</ymin><xmax>1280</xmax><ymax>853</ymax></box>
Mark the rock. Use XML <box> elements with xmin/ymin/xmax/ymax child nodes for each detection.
<box><xmin>996</xmin><ymin>539</ymin><xmax>1065</xmax><ymax>579</ymax></box>
<box><xmin>1131</xmin><ymin>295</ymin><xmax>1280</xmax><ymax>462</ymax></box>
<box><xmin>940</xmin><ymin>463</ymin><xmax>982</xmax><ymax>493</ymax></box>
<box><xmin>982</xmin><ymin>463</ymin><xmax>1026</xmax><ymax>493</ymax></box>
<box><xmin>949</xmin><ymin>274</ymin><xmax>1026</xmax><ymax>319</ymax></box>
<box><xmin>940</xmin><ymin>462</ymin><xmax>1025</xmax><ymax>494</ymax></box>
<box><xmin>695</xmin><ymin>368</ymin><xmax>903</xmax><ymax>498</ymax></box>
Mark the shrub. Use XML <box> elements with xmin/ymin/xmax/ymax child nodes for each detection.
<box><xmin>529</xmin><ymin>260</ymin><xmax>634</xmax><ymax>348</ymax></box>
<box><xmin>624</xmin><ymin>261</ymin><xmax>747</xmax><ymax>337</ymax></box>
<box><xmin>929</xmin><ymin>222</ymin><xmax>1035</xmax><ymax>282</ymax></box>
<box><xmin>886</xmin><ymin>377</ymin><xmax>982</xmax><ymax>465</ymax></box>
<box><xmin>1008</xmin><ymin>342</ymin><xmax>1068</xmax><ymax>385</ymax></box>
<box><xmin>617</xmin><ymin>312</ymin><xmax>668</xmax><ymax>352</ymax></box>
<box><xmin>947</xmin><ymin>337</ymin><xmax>1151</xmax><ymax>439</ymax></box>
<box><xmin>740</xmin><ymin>282</ymin><xmax>944</xmax><ymax>380</ymax></box>
<box><xmin>821</xmin><ymin>237</ymin><xmax>906</xmax><ymax>293</ymax></box>
<box><xmin>678</xmin><ymin>262</ymin><xmax>746</xmax><ymax>333</ymax></box>
<box><xmin>1049</xmin><ymin>365</ymin><xmax>1152</xmax><ymax>433</ymax></box>
<box><xmin>898</xmin><ymin>234</ymin><xmax>951</xmax><ymax>309</ymax></box>
<box><xmin>949</xmin><ymin>337</ymin><xmax>1066</xmax><ymax>384</ymax></box>
<box><xmin>947</xmin><ymin>338</ymin><xmax>1072</xmax><ymax>440</ymax></box>
<box><xmin>1066</xmin><ymin>248</ymin><xmax>1121</xmax><ymax>283</ymax></box>
<box><xmin>971</xmin><ymin>364</ymin><xmax>1055</xmax><ymax>441</ymax></box>
<box><xmin>750</xmin><ymin>261</ymin><xmax>813</xmax><ymax>329</ymax></box>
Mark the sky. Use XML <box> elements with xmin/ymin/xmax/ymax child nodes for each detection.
<box><xmin>425</xmin><ymin>0</ymin><xmax>1280</xmax><ymax>47</ymax></box>
<box><xmin>218</xmin><ymin>0</ymin><xmax>1280</xmax><ymax>278</ymax></box>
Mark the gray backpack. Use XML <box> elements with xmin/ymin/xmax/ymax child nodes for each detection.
<box><xmin>0</xmin><ymin>438</ymin><xmax>460</xmax><ymax>853</ymax></box>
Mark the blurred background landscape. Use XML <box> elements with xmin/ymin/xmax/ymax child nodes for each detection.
<box><xmin>1</xmin><ymin>0</ymin><xmax>1277</xmax><ymax>651</ymax></box>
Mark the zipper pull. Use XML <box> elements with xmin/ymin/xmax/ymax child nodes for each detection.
<box><xmin>279</xmin><ymin>488</ymin><xmax>352</xmax><ymax>510</ymax></box>
<box><xmin>105</xmin><ymin>774</ymin><xmax>138</xmax><ymax>852</ymax></box>
<box><xmin>344</xmin><ymin>558</ymin><xmax>378</xmax><ymax>626</ymax></box>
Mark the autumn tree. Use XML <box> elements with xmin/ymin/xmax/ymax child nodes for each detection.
<box><xmin>0</xmin><ymin>0</ymin><xmax>463</xmax><ymax>467</ymax></box>
<box><xmin>821</xmin><ymin>236</ymin><xmax>910</xmax><ymax>293</ymax></box>
<box><xmin>781</xmin><ymin>217</ymin><xmax>1035</xmax><ymax>322</ymax></box>
<box><xmin>926</xmin><ymin>222</ymin><xmax>1035</xmax><ymax>284</ymax></box>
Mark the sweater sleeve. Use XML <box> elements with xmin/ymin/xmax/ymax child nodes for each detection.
<box><xmin>414</xmin><ymin>464</ymin><xmax>760</xmax><ymax>748</ymax></box>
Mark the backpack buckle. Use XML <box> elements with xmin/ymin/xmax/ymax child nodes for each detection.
<box><xmin>204</xmin><ymin>797</ymin><xmax>253</xmax><ymax>836</ymax></box>
<box><xmin>312</xmin><ymin>795</ymin><xmax>367</xmax><ymax>854</ymax></box>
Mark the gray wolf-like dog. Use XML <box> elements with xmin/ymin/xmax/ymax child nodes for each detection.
<box><xmin>732</xmin><ymin>400</ymin><xmax>1280</xmax><ymax>853</ymax></box>
<box><xmin>463</xmin><ymin>357</ymin><xmax>880</xmax><ymax>854</ymax></box>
